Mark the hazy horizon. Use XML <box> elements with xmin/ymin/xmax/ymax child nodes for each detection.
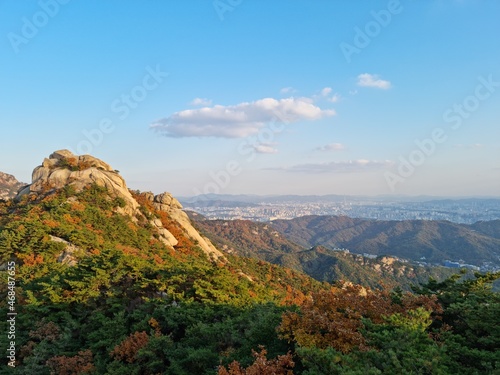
<box><xmin>1</xmin><ymin>1</ymin><xmax>499</xmax><ymax>197</ymax></box>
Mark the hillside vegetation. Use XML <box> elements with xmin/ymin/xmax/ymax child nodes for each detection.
<box><xmin>190</xmin><ymin>216</ymin><xmax>461</xmax><ymax>290</ymax></box>
<box><xmin>0</xmin><ymin>151</ymin><xmax>498</xmax><ymax>374</ymax></box>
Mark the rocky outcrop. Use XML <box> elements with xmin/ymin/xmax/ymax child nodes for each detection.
<box><xmin>16</xmin><ymin>150</ymin><xmax>139</xmax><ymax>216</ymax></box>
<box><xmin>0</xmin><ymin>171</ymin><xmax>26</xmax><ymax>200</ymax></box>
<box><xmin>14</xmin><ymin>150</ymin><xmax>225</xmax><ymax>263</ymax></box>
<box><xmin>150</xmin><ymin>217</ymin><xmax>179</xmax><ymax>248</ymax></box>
<box><xmin>50</xmin><ymin>235</ymin><xmax>80</xmax><ymax>266</ymax></box>
<box><xmin>151</xmin><ymin>192</ymin><xmax>226</xmax><ymax>262</ymax></box>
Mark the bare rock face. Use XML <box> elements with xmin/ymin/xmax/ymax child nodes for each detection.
<box><xmin>50</xmin><ymin>235</ymin><xmax>80</xmax><ymax>266</ymax></box>
<box><xmin>0</xmin><ymin>171</ymin><xmax>26</xmax><ymax>200</ymax></box>
<box><xmin>153</xmin><ymin>192</ymin><xmax>226</xmax><ymax>262</ymax></box>
<box><xmin>153</xmin><ymin>192</ymin><xmax>183</xmax><ymax>211</ymax></box>
<box><xmin>150</xmin><ymin>217</ymin><xmax>179</xmax><ymax>248</ymax></box>
<box><xmin>16</xmin><ymin>150</ymin><xmax>139</xmax><ymax>215</ymax></box>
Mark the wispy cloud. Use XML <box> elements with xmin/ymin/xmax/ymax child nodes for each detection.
<box><xmin>190</xmin><ymin>97</ymin><xmax>212</xmax><ymax>106</ymax></box>
<box><xmin>151</xmin><ymin>97</ymin><xmax>335</xmax><ymax>138</ymax></box>
<box><xmin>267</xmin><ymin>159</ymin><xmax>394</xmax><ymax>173</ymax></box>
<box><xmin>357</xmin><ymin>73</ymin><xmax>392</xmax><ymax>89</ymax></box>
<box><xmin>320</xmin><ymin>87</ymin><xmax>332</xmax><ymax>96</ymax></box>
<box><xmin>254</xmin><ymin>143</ymin><xmax>278</xmax><ymax>154</ymax></box>
<box><xmin>316</xmin><ymin>143</ymin><xmax>346</xmax><ymax>152</ymax></box>
<box><xmin>328</xmin><ymin>93</ymin><xmax>341</xmax><ymax>103</ymax></box>
<box><xmin>280</xmin><ymin>87</ymin><xmax>297</xmax><ymax>95</ymax></box>
<box><xmin>314</xmin><ymin>87</ymin><xmax>341</xmax><ymax>103</ymax></box>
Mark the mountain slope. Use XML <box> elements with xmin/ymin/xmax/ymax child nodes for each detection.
<box><xmin>271</xmin><ymin>215</ymin><xmax>500</xmax><ymax>266</ymax></box>
<box><xmin>190</xmin><ymin>215</ymin><xmax>459</xmax><ymax>290</ymax></box>
<box><xmin>0</xmin><ymin>171</ymin><xmax>25</xmax><ymax>200</ymax></box>
<box><xmin>0</xmin><ymin>150</ymin><xmax>330</xmax><ymax>373</ymax></box>
<box><xmin>1</xmin><ymin>150</ymin><xmax>323</xmax><ymax>305</ymax></box>
<box><xmin>471</xmin><ymin>219</ymin><xmax>500</xmax><ymax>239</ymax></box>
<box><xmin>0</xmin><ymin>150</ymin><xmax>497</xmax><ymax>374</ymax></box>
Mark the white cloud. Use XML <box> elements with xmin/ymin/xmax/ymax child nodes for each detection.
<box><xmin>268</xmin><ymin>159</ymin><xmax>394</xmax><ymax>173</ymax></box>
<box><xmin>357</xmin><ymin>73</ymin><xmax>392</xmax><ymax>89</ymax></box>
<box><xmin>190</xmin><ymin>97</ymin><xmax>212</xmax><ymax>106</ymax></box>
<box><xmin>151</xmin><ymin>97</ymin><xmax>335</xmax><ymax>138</ymax></box>
<box><xmin>312</xmin><ymin>87</ymin><xmax>341</xmax><ymax>103</ymax></box>
<box><xmin>316</xmin><ymin>143</ymin><xmax>346</xmax><ymax>152</ymax></box>
<box><xmin>328</xmin><ymin>93</ymin><xmax>341</xmax><ymax>103</ymax></box>
<box><xmin>320</xmin><ymin>87</ymin><xmax>332</xmax><ymax>96</ymax></box>
<box><xmin>254</xmin><ymin>143</ymin><xmax>278</xmax><ymax>154</ymax></box>
<box><xmin>280</xmin><ymin>87</ymin><xmax>297</xmax><ymax>94</ymax></box>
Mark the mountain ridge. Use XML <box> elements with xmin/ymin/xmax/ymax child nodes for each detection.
<box><xmin>0</xmin><ymin>171</ymin><xmax>25</xmax><ymax>200</ymax></box>
<box><xmin>188</xmin><ymin>214</ymin><xmax>462</xmax><ymax>290</ymax></box>
<box><xmin>270</xmin><ymin>215</ymin><xmax>500</xmax><ymax>268</ymax></box>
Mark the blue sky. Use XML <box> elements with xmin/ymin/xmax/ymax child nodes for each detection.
<box><xmin>1</xmin><ymin>0</ymin><xmax>499</xmax><ymax>197</ymax></box>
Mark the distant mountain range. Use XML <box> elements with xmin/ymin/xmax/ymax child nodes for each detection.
<box><xmin>271</xmin><ymin>215</ymin><xmax>500</xmax><ymax>267</ymax></box>
<box><xmin>180</xmin><ymin>193</ymin><xmax>500</xmax><ymax>204</ymax></box>
<box><xmin>0</xmin><ymin>171</ymin><xmax>25</xmax><ymax>200</ymax></box>
<box><xmin>188</xmin><ymin>212</ymin><xmax>464</xmax><ymax>290</ymax></box>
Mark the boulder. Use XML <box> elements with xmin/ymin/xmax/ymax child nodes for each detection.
<box><xmin>16</xmin><ymin>150</ymin><xmax>139</xmax><ymax>215</ymax></box>
<box><xmin>154</xmin><ymin>192</ymin><xmax>183</xmax><ymax>209</ymax></box>
<box><xmin>153</xmin><ymin>192</ymin><xmax>225</xmax><ymax>262</ymax></box>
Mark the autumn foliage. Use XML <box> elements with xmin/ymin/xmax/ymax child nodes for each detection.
<box><xmin>279</xmin><ymin>283</ymin><xmax>441</xmax><ymax>353</ymax></box>
<box><xmin>110</xmin><ymin>331</ymin><xmax>149</xmax><ymax>363</ymax></box>
<box><xmin>218</xmin><ymin>347</ymin><xmax>295</xmax><ymax>375</ymax></box>
<box><xmin>46</xmin><ymin>350</ymin><xmax>95</xmax><ymax>375</ymax></box>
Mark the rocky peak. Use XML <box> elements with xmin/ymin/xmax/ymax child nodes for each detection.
<box><xmin>16</xmin><ymin>150</ymin><xmax>139</xmax><ymax>215</ymax></box>
<box><xmin>15</xmin><ymin>150</ymin><xmax>225</xmax><ymax>263</ymax></box>
<box><xmin>0</xmin><ymin>171</ymin><xmax>26</xmax><ymax>200</ymax></box>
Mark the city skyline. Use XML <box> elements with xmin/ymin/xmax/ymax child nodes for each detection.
<box><xmin>1</xmin><ymin>0</ymin><xmax>499</xmax><ymax>197</ymax></box>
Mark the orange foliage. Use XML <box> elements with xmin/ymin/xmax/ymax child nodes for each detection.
<box><xmin>46</xmin><ymin>349</ymin><xmax>95</xmax><ymax>375</ymax></box>
<box><xmin>70</xmin><ymin>201</ymin><xmax>86</xmax><ymax>211</ymax></box>
<box><xmin>131</xmin><ymin>191</ymin><xmax>155</xmax><ymax>212</ymax></box>
<box><xmin>279</xmin><ymin>284</ymin><xmax>441</xmax><ymax>353</ymax></box>
<box><xmin>43</xmin><ymin>219</ymin><xmax>59</xmax><ymax>228</ymax></box>
<box><xmin>148</xmin><ymin>317</ymin><xmax>162</xmax><ymax>336</ymax></box>
<box><xmin>110</xmin><ymin>331</ymin><xmax>149</xmax><ymax>363</ymax></box>
<box><xmin>281</xmin><ymin>285</ymin><xmax>307</xmax><ymax>306</ymax></box>
<box><xmin>63</xmin><ymin>213</ymin><xmax>81</xmax><ymax>225</ymax></box>
<box><xmin>157</xmin><ymin>210</ymin><xmax>195</xmax><ymax>252</ymax></box>
<box><xmin>20</xmin><ymin>253</ymin><xmax>44</xmax><ymax>267</ymax></box>
<box><xmin>153</xmin><ymin>254</ymin><xmax>164</xmax><ymax>264</ymax></box>
<box><xmin>218</xmin><ymin>347</ymin><xmax>294</xmax><ymax>375</ymax></box>
<box><xmin>116</xmin><ymin>244</ymin><xmax>149</xmax><ymax>259</ymax></box>
<box><xmin>78</xmin><ymin>160</ymin><xmax>93</xmax><ymax>170</ymax></box>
